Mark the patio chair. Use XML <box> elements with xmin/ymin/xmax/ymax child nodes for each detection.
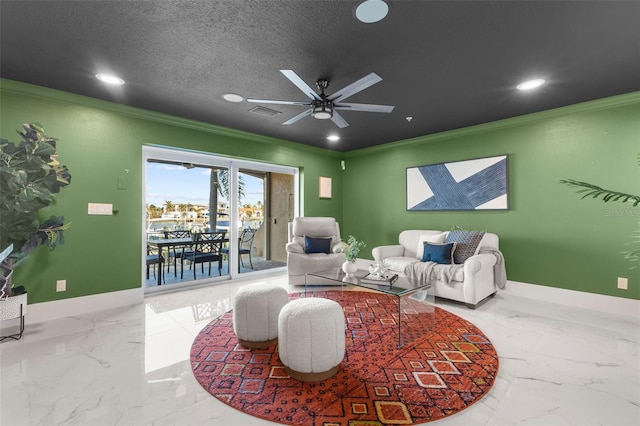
<box><xmin>164</xmin><ymin>230</ymin><xmax>192</xmax><ymax>276</ymax></box>
<box><xmin>222</xmin><ymin>228</ymin><xmax>257</xmax><ymax>272</ymax></box>
<box><xmin>181</xmin><ymin>231</ymin><xmax>226</xmax><ymax>279</ymax></box>
<box><xmin>146</xmin><ymin>245</ymin><xmax>164</xmax><ymax>281</ymax></box>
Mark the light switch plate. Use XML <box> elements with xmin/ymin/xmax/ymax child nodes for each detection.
<box><xmin>88</xmin><ymin>203</ymin><xmax>113</xmax><ymax>215</ymax></box>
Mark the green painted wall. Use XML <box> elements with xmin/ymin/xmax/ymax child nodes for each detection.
<box><xmin>341</xmin><ymin>93</ymin><xmax>640</xmax><ymax>300</ymax></box>
<box><xmin>2</xmin><ymin>80</ymin><xmax>638</xmax><ymax>304</ymax></box>
<box><xmin>1</xmin><ymin>80</ymin><xmax>343</xmax><ymax>303</ymax></box>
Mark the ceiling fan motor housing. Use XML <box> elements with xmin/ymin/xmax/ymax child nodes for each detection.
<box><xmin>313</xmin><ymin>79</ymin><xmax>333</xmax><ymax>119</ymax></box>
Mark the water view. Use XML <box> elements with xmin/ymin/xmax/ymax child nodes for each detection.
<box><xmin>144</xmin><ymin>159</ymin><xmax>289</xmax><ymax>289</ymax></box>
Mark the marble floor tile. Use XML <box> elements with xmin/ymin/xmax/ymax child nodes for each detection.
<box><xmin>1</xmin><ymin>273</ymin><xmax>638</xmax><ymax>426</ymax></box>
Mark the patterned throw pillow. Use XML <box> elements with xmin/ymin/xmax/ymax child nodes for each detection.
<box><xmin>445</xmin><ymin>230</ymin><xmax>485</xmax><ymax>264</ymax></box>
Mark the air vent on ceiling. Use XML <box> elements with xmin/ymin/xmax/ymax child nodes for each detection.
<box><xmin>248</xmin><ymin>105</ymin><xmax>282</xmax><ymax>118</ymax></box>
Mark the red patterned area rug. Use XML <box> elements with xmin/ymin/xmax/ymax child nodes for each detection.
<box><xmin>190</xmin><ymin>291</ymin><xmax>499</xmax><ymax>425</ymax></box>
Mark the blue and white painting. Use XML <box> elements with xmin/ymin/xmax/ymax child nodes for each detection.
<box><xmin>406</xmin><ymin>155</ymin><xmax>508</xmax><ymax>211</ymax></box>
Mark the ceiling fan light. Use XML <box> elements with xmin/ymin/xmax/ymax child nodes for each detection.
<box><xmin>312</xmin><ymin>105</ymin><xmax>333</xmax><ymax>120</ymax></box>
<box><xmin>313</xmin><ymin>111</ymin><xmax>332</xmax><ymax>120</ymax></box>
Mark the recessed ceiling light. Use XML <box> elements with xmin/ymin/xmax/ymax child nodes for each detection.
<box><xmin>355</xmin><ymin>0</ymin><xmax>389</xmax><ymax>24</ymax></box>
<box><xmin>95</xmin><ymin>73</ymin><xmax>125</xmax><ymax>85</ymax></box>
<box><xmin>517</xmin><ymin>78</ymin><xmax>545</xmax><ymax>91</ymax></box>
<box><xmin>327</xmin><ymin>135</ymin><xmax>340</xmax><ymax>142</ymax></box>
<box><xmin>222</xmin><ymin>93</ymin><xmax>244</xmax><ymax>103</ymax></box>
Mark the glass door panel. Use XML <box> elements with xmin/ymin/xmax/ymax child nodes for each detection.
<box><xmin>145</xmin><ymin>160</ymin><xmax>230</xmax><ymax>287</ymax></box>
<box><xmin>234</xmin><ymin>169</ymin><xmax>292</xmax><ymax>274</ymax></box>
<box><xmin>268</xmin><ymin>172</ymin><xmax>293</xmax><ymax>264</ymax></box>
<box><xmin>236</xmin><ymin>169</ymin><xmax>265</xmax><ymax>274</ymax></box>
<box><xmin>142</xmin><ymin>145</ymin><xmax>298</xmax><ymax>292</ymax></box>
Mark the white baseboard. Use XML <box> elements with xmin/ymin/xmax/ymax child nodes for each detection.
<box><xmin>503</xmin><ymin>280</ymin><xmax>639</xmax><ymax>318</ymax></box>
<box><xmin>0</xmin><ymin>288</ymin><xmax>143</xmax><ymax>331</ymax></box>
<box><xmin>3</xmin><ymin>279</ymin><xmax>637</xmax><ymax>333</ymax></box>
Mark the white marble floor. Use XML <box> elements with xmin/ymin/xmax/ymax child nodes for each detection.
<box><xmin>1</xmin><ymin>273</ymin><xmax>639</xmax><ymax>426</ymax></box>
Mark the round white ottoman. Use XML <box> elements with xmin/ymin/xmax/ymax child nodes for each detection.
<box><xmin>278</xmin><ymin>298</ymin><xmax>345</xmax><ymax>382</ymax></box>
<box><xmin>233</xmin><ymin>283</ymin><xmax>289</xmax><ymax>348</ymax></box>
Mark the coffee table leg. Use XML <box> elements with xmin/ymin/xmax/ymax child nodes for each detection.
<box><xmin>397</xmin><ymin>300</ymin><xmax>402</xmax><ymax>349</ymax></box>
<box><xmin>398</xmin><ymin>287</ymin><xmax>435</xmax><ymax>348</ymax></box>
<box><xmin>304</xmin><ymin>274</ymin><xmax>308</xmax><ymax>297</ymax></box>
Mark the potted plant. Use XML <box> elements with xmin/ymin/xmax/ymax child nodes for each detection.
<box><xmin>342</xmin><ymin>235</ymin><xmax>366</xmax><ymax>275</ymax></box>
<box><xmin>0</xmin><ymin>123</ymin><xmax>72</xmax><ymax>297</ymax></box>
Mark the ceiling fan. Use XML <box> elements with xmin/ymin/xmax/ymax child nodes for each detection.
<box><xmin>247</xmin><ymin>70</ymin><xmax>394</xmax><ymax>128</ymax></box>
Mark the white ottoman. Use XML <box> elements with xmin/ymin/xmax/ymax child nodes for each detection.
<box><xmin>278</xmin><ymin>298</ymin><xmax>345</xmax><ymax>382</ymax></box>
<box><xmin>233</xmin><ymin>283</ymin><xmax>289</xmax><ymax>348</ymax></box>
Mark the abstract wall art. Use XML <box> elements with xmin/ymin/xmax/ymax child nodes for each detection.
<box><xmin>406</xmin><ymin>155</ymin><xmax>508</xmax><ymax>211</ymax></box>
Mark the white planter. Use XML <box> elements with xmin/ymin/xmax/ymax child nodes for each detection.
<box><xmin>342</xmin><ymin>260</ymin><xmax>358</xmax><ymax>276</ymax></box>
<box><xmin>0</xmin><ymin>293</ymin><xmax>27</xmax><ymax>320</ymax></box>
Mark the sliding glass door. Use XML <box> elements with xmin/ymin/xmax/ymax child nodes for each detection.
<box><xmin>142</xmin><ymin>146</ymin><xmax>297</xmax><ymax>292</ymax></box>
<box><xmin>236</xmin><ymin>169</ymin><xmax>293</xmax><ymax>273</ymax></box>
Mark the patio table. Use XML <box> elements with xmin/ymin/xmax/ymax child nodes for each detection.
<box><xmin>146</xmin><ymin>237</ymin><xmax>195</xmax><ymax>285</ymax></box>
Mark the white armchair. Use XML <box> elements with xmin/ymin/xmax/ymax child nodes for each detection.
<box><xmin>286</xmin><ymin>217</ymin><xmax>347</xmax><ymax>285</ymax></box>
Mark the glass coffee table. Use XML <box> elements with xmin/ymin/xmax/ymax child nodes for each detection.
<box><xmin>304</xmin><ymin>268</ymin><xmax>434</xmax><ymax>349</ymax></box>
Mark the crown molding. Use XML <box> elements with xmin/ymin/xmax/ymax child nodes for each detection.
<box><xmin>3</xmin><ymin>79</ymin><xmax>636</xmax><ymax>159</ymax></box>
<box><xmin>347</xmin><ymin>91</ymin><xmax>640</xmax><ymax>157</ymax></box>
<box><xmin>0</xmin><ymin>79</ymin><xmax>342</xmax><ymax>158</ymax></box>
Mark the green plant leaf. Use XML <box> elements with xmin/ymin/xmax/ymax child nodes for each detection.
<box><xmin>343</xmin><ymin>235</ymin><xmax>366</xmax><ymax>261</ymax></box>
<box><xmin>33</xmin><ymin>142</ymin><xmax>56</xmax><ymax>157</ymax></box>
<box><xmin>561</xmin><ymin>154</ymin><xmax>639</xmax><ymax>269</ymax></box>
<box><xmin>0</xmin><ymin>123</ymin><xmax>71</xmax><ymax>263</ymax></box>
<box><xmin>559</xmin><ymin>179</ymin><xmax>640</xmax><ymax>207</ymax></box>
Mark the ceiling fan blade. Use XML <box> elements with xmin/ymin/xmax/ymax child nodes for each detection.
<box><xmin>280</xmin><ymin>70</ymin><xmax>321</xmax><ymax>101</ymax></box>
<box><xmin>331</xmin><ymin>111</ymin><xmax>349</xmax><ymax>128</ymax></box>
<box><xmin>328</xmin><ymin>72</ymin><xmax>383</xmax><ymax>102</ymax></box>
<box><xmin>282</xmin><ymin>109</ymin><xmax>312</xmax><ymax>125</ymax></box>
<box><xmin>335</xmin><ymin>103</ymin><xmax>395</xmax><ymax>113</ymax></box>
<box><xmin>246</xmin><ymin>98</ymin><xmax>311</xmax><ymax>106</ymax></box>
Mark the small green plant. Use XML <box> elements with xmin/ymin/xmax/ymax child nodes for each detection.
<box><xmin>343</xmin><ymin>235</ymin><xmax>366</xmax><ymax>262</ymax></box>
<box><xmin>0</xmin><ymin>123</ymin><xmax>72</xmax><ymax>267</ymax></box>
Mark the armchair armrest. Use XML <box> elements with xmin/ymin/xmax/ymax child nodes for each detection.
<box><xmin>462</xmin><ymin>253</ymin><xmax>499</xmax><ymax>307</ymax></box>
<box><xmin>286</xmin><ymin>242</ymin><xmax>304</xmax><ymax>254</ymax></box>
<box><xmin>372</xmin><ymin>245</ymin><xmax>404</xmax><ymax>262</ymax></box>
<box><xmin>331</xmin><ymin>242</ymin><xmax>343</xmax><ymax>254</ymax></box>
<box><xmin>463</xmin><ymin>253</ymin><xmax>497</xmax><ymax>276</ymax></box>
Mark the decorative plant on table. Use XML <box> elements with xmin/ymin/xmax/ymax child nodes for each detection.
<box><xmin>0</xmin><ymin>123</ymin><xmax>72</xmax><ymax>297</ymax></box>
<box><xmin>343</xmin><ymin>235</ymin><xmax>366</xmax><ymax>262</ymax></box>
<box><xmin>342</xmin><ymin>235</ymin><xmax>366</xmax><ymax>276</ymax></box>
<box><xmin>560</xmin><ymin>153</ymin><xmax>639</xmax><ymax>268</ymax></box>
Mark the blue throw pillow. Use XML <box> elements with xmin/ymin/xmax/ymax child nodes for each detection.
<box><xmin>421</xmin><ymin>242</ymin><xmax>456</xmax><ymax>264</ymax></box>
<box><xmin>305</xmin><ymin>236</ymin><xmax>332</xmax><ymax>254</ymax></box>
<box><xmin>445</xmin><ymin>230</ymin><xmax>485</xmax><ymax>264</ymax></box>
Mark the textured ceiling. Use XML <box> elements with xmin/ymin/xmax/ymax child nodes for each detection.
<box><xmin>1</xmin><ymin>1</ymin><xmax>639</xmax><ymax>152</ymax></box>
